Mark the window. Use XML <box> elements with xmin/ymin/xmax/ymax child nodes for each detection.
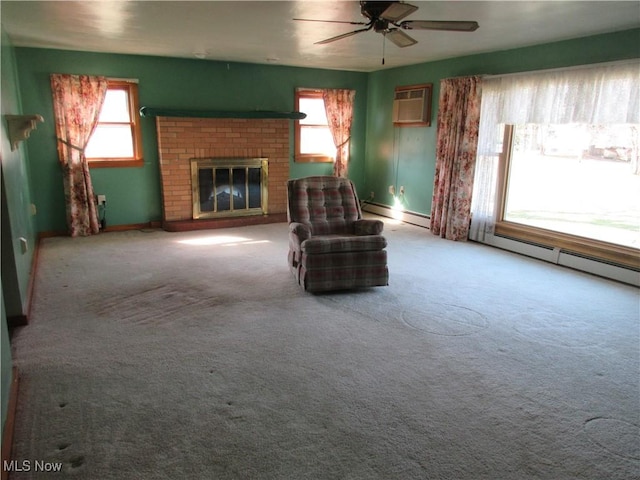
<box><xmin>496</xmin><ymin>123</ymin><xmax>639</xmax><ymax>267</ymax></box>
<box><xmin>85</xmin><ymin>80</ymin><xmax>143</xmax><ymax>167</ymax></box>
<box><xmin>294</xmin><ymin>89</ymin><xmax>335</xmax><ymax>163</ymax></box>
<box><xmin>471</xmin><ymin>62</ymin><xmax>639</xmax><ymax>269</ymax></box>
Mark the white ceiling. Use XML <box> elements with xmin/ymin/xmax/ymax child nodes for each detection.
<box><xmin>2</xmin><ymin>1</ymin><xmax>639</xmax><ymax>72</ymax></box>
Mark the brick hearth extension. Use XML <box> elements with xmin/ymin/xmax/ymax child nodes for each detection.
<box><xmin>155</xmin><ymin>117</ymin><xmax>290</xmax><ymax>231</ymax></box>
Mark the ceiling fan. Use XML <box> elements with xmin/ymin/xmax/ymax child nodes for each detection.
<box><xmin>295</xmin><ymin>1</ymin><xmax>479</xmax><ymax>48</ymax></box>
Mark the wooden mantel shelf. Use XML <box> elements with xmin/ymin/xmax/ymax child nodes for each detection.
<box><xmin>140</xmin><ymin>106</ymin><xmax>306</xmax><ymax>120</ymax></box>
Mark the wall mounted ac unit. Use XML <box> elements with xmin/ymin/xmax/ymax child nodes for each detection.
<box><xmin>392</xmin><ymin>84</ymin><xmax>432</xmax><ymax>127</ymax></box>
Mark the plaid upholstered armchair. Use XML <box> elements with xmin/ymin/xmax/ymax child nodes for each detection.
<box><xmin>287</xmin><ymin>176</ymin><xmax>389</xmax><ymax>292</ymax></box>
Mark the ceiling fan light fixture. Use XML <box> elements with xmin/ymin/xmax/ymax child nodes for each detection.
<box><xmin>385</xmin><ymin>29</ymin><xmax>417</xmax><ymax>48</ymax></box>
<box><xmin>380</xmin><ymin>2</ymin><xmax>418</xmax><ymax>22</ymax></box>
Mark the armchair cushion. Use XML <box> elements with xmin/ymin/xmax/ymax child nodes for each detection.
<box><xmin>354</xmin><ymin>219</ymin><xmax>384</xmax><ymax>236</ymax></box>
<box><xmin>301</xmin><ymin>234</ymin><xmax>387</xmax><ymax>255</ymax></box>
<box><xmin>287</xmin><ymin>176</ymin><xmax>360</xmax><ymax>235</ymax></box>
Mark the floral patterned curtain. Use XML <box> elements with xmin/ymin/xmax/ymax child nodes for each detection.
<box><xmin>50</xmin><ymin>74</ymin><xmax>108</xmax><ymax>237</ymax></box>
<box><xmin>323</xmin><ymin>89</ymin><xmax>356</xmax><ymax>178</ymax></box>
<box><xmin>430</xmin><ymin>76</ymin><xmax>482</xmax><ymax>240</ymax></box>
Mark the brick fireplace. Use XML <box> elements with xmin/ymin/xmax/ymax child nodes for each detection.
<box><xmin>155</xmin><ymin>117</ymin><xmax>289</xmax><ymax>231</ymax></box>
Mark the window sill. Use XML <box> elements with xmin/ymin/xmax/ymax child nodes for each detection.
<box><xmin>295</xmin><ymin>155</ymin><xmax>333</xmax><ymax>164</ymax></box>
<box><xmin>88</xmin><ymin>158</ymin><xmax>144</xmax><ymax>168</ymax></box>
<box><xmin>495</xmin><ymin>221</ymin><xmax>639</xmax><ymax>270</ymax></box>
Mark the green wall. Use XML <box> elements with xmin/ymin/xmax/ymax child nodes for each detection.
<box><xmin>1</xmin><ymin>281</ymin><xmax>10</xmax><ymax>437</ymax></box>
<box><xmin>1</xmin><ymin>29</ymin><xmax>35</xmax><ymax>440</ymax></box>
<box><xmin>1</xmin><ymin>32</ymin><xmax>36</xmax><ymax>316</ymax></box>
<box><xmin>364</xmin><ymin>28</ymin><xmax>640</xmax><ymax>216</ymax></box>
<box><xmin>15</xmin><ymin>49</ymin><xmax>369</xmax><ymax>233</ymax></box>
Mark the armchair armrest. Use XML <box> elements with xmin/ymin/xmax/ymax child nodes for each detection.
<box><xmin>354</xmin><ymin>219</ymin><xmax>384</xmax><ymax>236</ymax></box>
<box><xmin>289</xmin><ymin>222</ymin><xmax>312</xmax><ymax>241</ymax></box>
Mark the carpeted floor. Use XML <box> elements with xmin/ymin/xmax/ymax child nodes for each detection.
<box><xmin>9</xmin><ymin>218</ymin><xmax>640</xmax><ymax>479</ymax></box>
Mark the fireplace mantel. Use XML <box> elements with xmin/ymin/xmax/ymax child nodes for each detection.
<box><xmin>141</xmin><ymin>106</ymin><xmax>305</xmax><ymax>120</ymax></box>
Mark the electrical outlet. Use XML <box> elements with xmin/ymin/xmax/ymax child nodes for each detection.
<box><xmin>97</xmin><ymin>194</ymin><xmax>106</xmax><ymax>205</ymax></box>
<box><xmin>388</xmin><ymin>185</ymin><xmax>395</xmax><ymax>195</ymax></box>
<box><xmin>30</xmin><ymin>203</ymin><xmax>37</xmax><ymax>215</ymax></box>
<box><xmin>399</xmin><ymin>186</ymin><xmax>405</xmax><ymax>195</ymax></box>
<box><xmin>370</xmin><ymin>191</ymin><xmax>375</xmax><ymax>199</ymax></box>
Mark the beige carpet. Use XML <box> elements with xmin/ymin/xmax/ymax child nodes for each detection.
<box><xmin>9</xmin><ymin>218</ymin><xmax>640</xmax><ymax>479</ymax></box>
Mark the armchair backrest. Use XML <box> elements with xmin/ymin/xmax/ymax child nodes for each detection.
<box><xmin>287</xmin><ymin>176</ymin><xmax>363</xmax><ymax>235</ymax></box>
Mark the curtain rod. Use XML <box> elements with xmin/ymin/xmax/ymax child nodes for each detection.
<box><xmin>483</xmin><ymin>58</ymin><xmax>639</xmax><ymax>80</ymax></box>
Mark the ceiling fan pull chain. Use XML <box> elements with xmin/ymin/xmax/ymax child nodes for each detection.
<box><xmin>382</xmin><ymin>34</ymin><xmax>386</xmax><ymax>65</ymax></box>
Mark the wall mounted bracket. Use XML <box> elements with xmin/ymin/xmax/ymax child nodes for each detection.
<box><xmin>5</xmin><ymin>114</ymin><xmax>44</xmax><ymax>151</ymax></box>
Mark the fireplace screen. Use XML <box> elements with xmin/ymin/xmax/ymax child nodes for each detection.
<box><xmin>191</xmin><ymin>158</ymin><xmax>268</xmax><ymax>219</ymax></box>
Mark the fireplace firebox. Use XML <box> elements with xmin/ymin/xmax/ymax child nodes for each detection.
<box><xmin>191</xmin><ymin>158</ymin><xmax>268</xmax><ymax>219</ymax></box>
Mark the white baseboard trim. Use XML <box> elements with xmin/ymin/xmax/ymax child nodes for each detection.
<box><xmin>362</xmin><ymin>203</ymin><xmax>430</xmax><ymax>229</ymax></box>
<box><xmin>482</xmin><ymin>233</ymin><xmax>640</xmax><ymax>287</ymax></box>
<box><xmin>362</xmin><ymin>203</ymin><xmax>638</xmax><ymax>286</ymax></box>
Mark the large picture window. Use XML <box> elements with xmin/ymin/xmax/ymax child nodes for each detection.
<box><xmin>471</xmin><ymin>62</ymin><xmax>639</xmax><ymax>269</ymax></box>
<box><xmin>501</xmin><ymin>123</ymin><xmax>639</xmax><ymax>250</ymax></box>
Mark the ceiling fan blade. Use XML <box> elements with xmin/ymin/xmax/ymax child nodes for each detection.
<box><xmin>400</xmin><ymin>20</ymin><xmax>479</xmax><ymax>32</ymax></box>
<box><xmin>293</xmin><ymin>18</ymin><xmax>367</xmax><ymax>26</ymax></box>
<box><xmin>315</xmin><ymin>27</ymin><xmax>372</xmax><ymax>45</ymax></box>
<box><xmin>385</xmin><ymin>29</ymin><xmax>417</xmax><ymax>48</ymax></box>
<box><xmin>380</xmin><ymin>2</ymin><xmax>418</xmax><ymax>22</ymax></box>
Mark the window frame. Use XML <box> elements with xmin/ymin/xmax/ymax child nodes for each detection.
<box><xmin>494</xmin><ymin>125</ymin><xmax>640</xmax><ymax>269</ymax></box>
<box><xmin>86</xmin><ymin>79</ymin><xmax>143</xmax><ymax>168</ymax></box>
<box><xmin>294</xmin><ymin>88</ymin><xmax>334</xmax><ymax>163</ymax></box>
